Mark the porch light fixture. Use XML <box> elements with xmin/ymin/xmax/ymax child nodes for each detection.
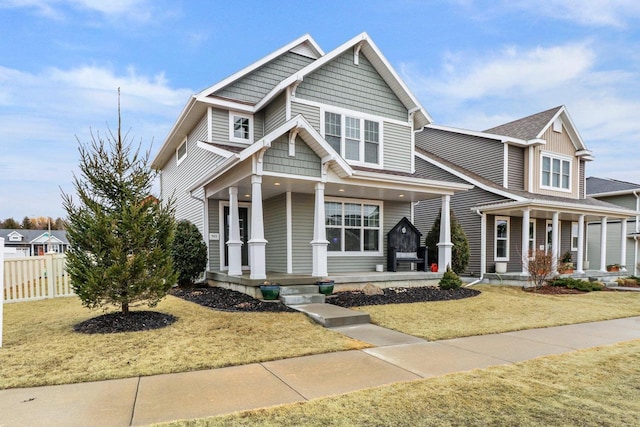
<box><xmin>274</xmin><ymin>182</ymin><xmax>281</xmax><ymax>186</ymax></box>
<box><xmin>338</xmin><ymin>188</ymin><xmax>345</xmax><ymax>192</ymax></box>
<box><xmin>399</xmin><ymin>194</ymin><xmax>405</xmax><ymax>198</ymax></box>
<box><xmin>244</xmin><ymin>194</ymin><xmax>251</xmax><ymax>198</ymax></box>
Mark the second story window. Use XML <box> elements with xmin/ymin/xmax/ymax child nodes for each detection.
<box><xmin>541</xmin><ymin>153</ymin><xmax>571</xmax><ymax>190</ymax></box>
<box><xmin>324</xmin><ymin>111</ymin><xmax>381</xmax><ymax>166</ymax></box>
<box><xmin>229</xmin><ymin>111</ymin><xmax>253</xmax><ymax>144</ymax></box>
<box><xmin>176</xmin><ymin>138</ymin><xmax>187</xmax><ymax>165</ymax></box>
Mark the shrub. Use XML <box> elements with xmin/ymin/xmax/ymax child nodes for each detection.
<box><xmin>425</xmin><ymin>209</ymin><xmax>470</xmax><ymax>275</ymax></box>
<box><xmin>171</xmin><ymin>220</ymin><xmax>207</xmax><ymax>287</ymax></box>
<box><xmin>527</xmin><ymin>250</ymin><xmax>554</xmax><ymax>289</ymax></box>
<box><xmin>550</xmin><ymin>277</ymin><xmax>603</xmax><ymax>292</ymax></box>
<box><xmin>439</xmin><ymin>267</ymin><xmax>463</xmax><ymax>290</ymax></box>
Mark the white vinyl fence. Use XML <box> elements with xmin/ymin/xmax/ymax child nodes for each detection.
<box><xmin>3</xmin><ymin>252</ymin><xmax>74</xmax><ymax>303</ymax></box>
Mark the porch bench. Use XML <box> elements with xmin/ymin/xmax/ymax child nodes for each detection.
<box><xmin>387</xmin><ymin>247</ymin><xmax>427</xmax><ymax>272</ymax></box>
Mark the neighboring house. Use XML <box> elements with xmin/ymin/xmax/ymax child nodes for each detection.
<box><xmin>151</xmin><ymin>33</ymin><xmax>471</xmax><ymax>280</ymax></box>
<box><xmin>0</xmin><ymin>229</ymin><xmax>69</xmax><ymax>257</ymax></box>
<box><xmin>413</xmin><ymin>106</ymin><xmax>638</xmax><ymax>276</ymax></box>
<box><xmin>586</xmin><ymin>177</ymin><xmax>640</xmax><ymax>275</ymax></box>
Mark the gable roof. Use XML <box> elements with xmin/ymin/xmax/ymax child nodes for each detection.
<box><xmin>586</xmin><ymin>177</ymin><xmax>640</xmax><ymax>196</ymax></box>
<box><xmin>0</xmin><ymin>229</ymin><xmax>69</xmax><ymax>244</ymax></box>
<box><xmin>483</xmin><ymin>105</ymin><xmax>593</xmax><ymax>160</ymax></box>
<box><xmin>152</xmin><ymin>32</ymin><xmax>430</xmax><ymax>169</ymax></box>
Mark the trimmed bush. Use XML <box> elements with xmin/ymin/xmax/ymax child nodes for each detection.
<box><xmin>439</xmin><ymin>267</ymin><xmax>463</xmax><ymax>290</ymax></box>
<box><xmin>550</xmin><ymin>277</ymin><xmax>603</xmax><ymax>292</ymax></box>
<box><xmin>171</xmin><ymin>220</ymin><xmax>207</xmax><ymax>287</ymax></box>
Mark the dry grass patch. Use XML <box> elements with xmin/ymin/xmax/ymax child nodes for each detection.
<box><xmin>0</xmin><ymin>295</ymin><xmax>367</xmax><ymax>389</ymax></box>
<box><xmin>359</xmin><ymin>285</ymin><xmax>640</xmax><ymax>340</ymax></box>
<box><xmin>164</xmin><ymin>340</ymin><xmax>640</xmax><ymax>426</ymax></box>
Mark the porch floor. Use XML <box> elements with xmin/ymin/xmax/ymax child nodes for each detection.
<box><xmin>482</xmin><ymin>270</ymin><xmax>627</xmax><ymax>287</ymax></box>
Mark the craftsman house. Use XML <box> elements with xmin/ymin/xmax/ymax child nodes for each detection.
<box><xmin>413</xmin><ymin>106</ymin><xmax>638</xmax><ymax>277</ymax></box>
<box><xmin>586</xmin><ymin>177</ymin><xmax>640</xmax><ymax>275</ymax></box>
<box><xmin>0</xmin><ymin>229</ymin><xmax>69</xmax><ymax>257</ymax></box>
<box><xmin>151</xmin><ymin>33</ymin><xmax>470</xmax><ymax>282</ymax></box>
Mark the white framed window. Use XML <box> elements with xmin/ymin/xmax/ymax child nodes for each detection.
<box><xmin>541</xmin><ymin>153</ymin><xmax>571</xmax><ymax>191</ymax></box>
<box><xmin>229</xmin><ymin>111</ymin><xmax>253</xmax><ymax>144</ymax></box>
<box><xmin>571</xmin><ymin>221</ymin><xmax>579</xmax><ymax>251</ymax></box>
<box><xmin>322</xmin><ymin>110</ymin><xmax>381</xmax><ymax>166</ymax></box>
<box><xmin>325</xmin><ymin>198</ymin><xmax>382</xmax><ymax>255</ymax></box>
<box><xmin>176</xmin><ymin>138</ymin><xmax>187</xmax><ymax>165</ymax></box>
<box><xmin>528</xmin><ymin>220</ymin><xmax>536</xmax><ymax>257</ymax></box>
<box><xmin>495</xmin><ymin>217</ymin><xmax>509</xmax><ymax>261</ymax></box>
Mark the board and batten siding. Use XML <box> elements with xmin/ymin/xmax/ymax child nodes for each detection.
<box><xmin>263</xmin><ymin>135</ymin><xmax>321</xmax><ymax>177</ymax></box>
<box><xmin>207</xmin><ymin>199</ymin><xmax>220</xmax><ymax>271</ymax></box>
<box><xmin>290</xmin><ymin>193</ymin><xmax>314</xmax><ymax>274</ymax></box>
<box><xmin>291</xmin><ymin>100</ymin><xmax>320</xmax><ymax>132</ymax></box>
<box><xmin>264</xmin><ymin>93</ymin><xmax>287</xmax><ymax>134</ymax></box>
<box><xmin>531</xmin><ymin>125</ymin><xmax>580</xmax><ymax>199</ymax></box>
<box><xmin>161</xmin><ymin>114</ymin><xmax>223</xmax><ymax>235</ymax></box>
<box><xmin>327</xmin><ymin>201</ymin><xmax>411</xmax><ymax>273</ymax></box>
<box><xmin>415</xmin><ymin>128</ymin><xmax>504</xmax><ymax>186</ymax></box>
<box><xmin>507</xmin><ymin>145</ymin><xmax>525</xmax><ymax>190</ymax></box>
<box><xmin>213</xmin><ymin>52</ymin><xmax>314</xmax><ymax>104</ymax></box>
<box><xmin>383</xmin><ymin>122</ymin><xmax>412</xmax><ymax>173</ymax></box>
<box><xmin>264</xmin><ymin>194</ymin><xmax>287</xmax><ymax>273</ymax></box>
<box><xmin>295</xmin><ymin>51</ymin><xmax>407</xmax><ymax>122</ymax></box>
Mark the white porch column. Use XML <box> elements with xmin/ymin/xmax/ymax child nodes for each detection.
<box><xmin>1</xmin><ymin>238</ymin><xmax>4</xmax><ymax>347</ymax></box>
<box><xmin>311</xmin><ymin>182</ymin><xmax>328</xmax><ymax>277</ymax></box>
<box><xmin>551</xmin><ymin>212</ymin><xmax>559</xmax><ymax>274</ymax></box>
<box><xmin>480</xmin><ymin>212</ymin><xmax>487</xmax><ymax>276</ymax></box>
<box><xmin>521</xmin><ymin>209</ymin><xmax>530</xmax><ymax>275</ymax></box>
<box><xmin>437</xmin><ymin>195</ymin><xmax>453</xmax><ymax>272</ymax></box>
<box><xmin>227</xmin><ymin>187</ymin><xmax>243</xmax><ymax>276</ymax></box>
<box><xmin>620</xmin><ymin>218</ymin><xmax>628</xmax><ymax>271</ymax></box>
<box><xmin>248</xmin><ymin>176</ymin><xmax>267</xmax><ymax>280</ymax></box>
<box><xmin>576</xmin><ymin>215</ymin><xmax>585</xmax><ymax>273</ymax></box>
<box><xmin>599</xmin><ymin>216</ymin><xmax>608</xmax><ymax>272</ymax></box>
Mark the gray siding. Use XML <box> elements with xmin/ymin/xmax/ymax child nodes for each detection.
<box><xmin>296</xmin><ymin>51</ymin><xmax>407</xmax><ymax>122</ymax></box>
<box><xmin>328</xmin><ymin>201</ymin><xmax>411</xmax><ymax>273</ymax></box>
<box><xmin>211</xmin><ymin>108</ymin><xmax>228</xmax><ymax>142</ymax></box>
<box><xmin>254</xmin><ymin>110</ymin><xmax>265</xmax><ymax>141</ymax></box>
<box><xmin>161</xmin><ymin>114</ymin><xmax>224</xmax><ymax>235</ymax></box>
<box><xmin>588</xmin><ymin>219</ymin><xmax>639</xmax><ymax>271</ymax></box>
<box><xmin>214</xmin><ymin>52</ymin><xmax>314</xmax><ymax>103</ymax></box>
<box><xmin>416</xmin><ymin>128</ymin><xmax>504</xmax><ymax>186</ymax></box>
<box><xmin>263</xmin><ymin>135</ymin><xmax>321</xmax><ymax>177</ymax></box>
<box><xmin>383</xmin><ymin>122</ymin><xmax>412</xmax><ymax>173</ymax></box>
<box><xmin>291</xmin><ymin>101</ymin><xmax>320</xmax><ymax>132</ymax></box>
<box><xmin>291</xmin><ymin>193</ymin><xmax>313</xmax><ymax>274</ymax></box>
<box><xmin>579</xmin><ymin>161</ymin><xmax>586</xmax><ymax>199</ymax></box>
<box><xmin>508</xmin><ymin>145</ymin><xmax>525</xmax><ymax>190</ymax></box>
<box><xmin>264</xmin><ymin>194</ymin><xmax>287</xmax><ymax>272</ymax></box>
<box><xmin>414</xmin><ymin>157</ymin><xmax>467</xmax><ymax>184</ymax></box>
<box><xmin>599</xmin><ymin>194</ymin><xmax>637</xmax><ymax>211</ymax></box>
<box><xmin>207</xmin><ymin>199</ymin><xmax>220</xmax><ymax>271</ymax></box>
<box><xmin>264</xmin><ymin>93</ymin><xmax>287</xmax><ymax>134</ymax></box>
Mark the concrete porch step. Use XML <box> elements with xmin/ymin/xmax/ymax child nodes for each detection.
<box><xmin>291</xmin><ymin>303</ymin><xmax>371</xmax><ymax>328</ymax></box>
<box><xmin>280</xmin><ymin>293</ymin><xmax>325</xmax><ymax>305</ymax></box>
<box><xmin>279</xmin><ymin>285</ymin><xmax>319</xmax><ymax>295</ymax></box>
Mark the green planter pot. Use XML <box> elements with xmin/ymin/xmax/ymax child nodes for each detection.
<box><xmin>317</xmin><ymin>280</ymin><xmax>334</xmax><ymax>296</ymax></box>
<box><xmin>259</xmin><ymin>284</ymin><xmax>280</xmax><ymax>300</ymax></box>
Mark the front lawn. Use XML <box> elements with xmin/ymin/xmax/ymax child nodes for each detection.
<box><xmin>0</xmin><ymin>295</ymin><xmax>367</xmax><ymax>389</ymax></box>
<box><xmin>359</xmin><ymin>285</ymin><xmax>640</xmax><ymax>340</ymax></box>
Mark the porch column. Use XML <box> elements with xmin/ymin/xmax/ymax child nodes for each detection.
<box><xmin>311</xmin><ymin>182</ymin><xmax>328</xmax><ymax>277</ymax></box>
<box><xmin>227</xmin><ymin>187</ymin><xmax>243</xmax><ymax>276</ymax></box>
<box><xmin>551</xmin><ymin>212</ymin><xmax>559</xmax><ymax>274</ymax></box>
<box><xmin>620</xmin><ymin>218</ymin><xmax>628</xmax><ymax>271</ymax></box>
<box><xmin>480</xmin><ymin>212</ymin><xmax>487</xmax><ymax>276</ymax></box>
<box><xmin>599</xmin><ymin>217</ymin><xmax>608</xmax><ymax>272</ymax></box>
<box><xmin>437</xmin><ymin>195</ymin><xmax>453</xmax><ymax>272</ymax></box>
<box><xmin>521</xmin><ymin>209</ymin><xmax>530</xmax><ymax>275</ymax></box>
<box><xmin>576</xmin><ymin>215</ymin><xmax>585</xmax><ymax>273</ymax></box>
<box><xmin>248</xmin><ymin>176</ymin><xmax>267</xmax><ymax>280</ymax></box>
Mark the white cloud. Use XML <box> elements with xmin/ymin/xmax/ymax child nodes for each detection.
<box><xmin>0</xmin><ymin>0</ymin><xmax>154</xmax><ymax>21</ymax></box>
<box><xmin>508</xmin><ymin>0</ymin><xmax>640</xmax><ymax>28</ymax></box>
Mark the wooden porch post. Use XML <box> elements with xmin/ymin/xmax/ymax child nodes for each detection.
<box><xmin>227</xmin><ymin>187</ymin><xmax>243</xmax><ymax>276</ymax></box>
<box><xmin>551</xmin><ymin>212</ymin><xmax>559</xmax><ymax>274</ymax></box>
<box><xmin>311</xmin><ymin>182</ymin><xmax>328</xmax><ymax>277</ymax></box>
<box><xmin>576</xmin><ymin>215</ymin><xmax>585</xmax><ymax>273</ymax></box>
<box><xmin>599</xmin><ymin>216</ymin><xmax>608</xmax><ymax>272</ymax></box>
<box><xmin>521</xmin><ymin>209</ymin><xmax>530</xmax><ymax>275</ymax></box>
<box><xmin>480</xmin><ymin>212</ymin><xmax>487</xmax><ymax>276</ymax></box>
<box><xmin>248</xmin><ymin>175</ymin><xmax>267</xmax><ymax>280</ymax></box>
<box><xmin>620</xmin><ymin>218</ymin><xmax>628</xmax><ymax>271</ymax></box>
<box><xmin>437</xmin><ymin>195</ymin><xmax>453</xmax><ymax>272</ymax></box>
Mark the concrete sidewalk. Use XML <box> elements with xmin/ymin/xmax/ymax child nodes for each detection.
<box><xmin>1</xmin><ymin>317</ymin><xmax>640</xmax><ymax>426</ymax></box>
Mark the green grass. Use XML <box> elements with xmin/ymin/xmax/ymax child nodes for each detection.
<box><xmin>358</xmin><ymin>285</ymin><xmax>640</xmax><ymax>340</ymax></box>
<box><xmin>162</xmin><ymin>340</ymin><xmax>640</xmax><ymax>426</ymax></box>
<box><xmin>0</xmin><ymin>295</ymin><xmax>368</xmax><ymax>389</ymax></box>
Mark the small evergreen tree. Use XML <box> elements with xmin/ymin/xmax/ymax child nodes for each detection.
<box><xmin>21</xmin><ymin>216</ymin><xmax>33</xmax><ymax>229</ymax></box>
<box><xmin>62</xmin><ymin>90</ymin><xmax>177</xmax><ymax>315</ymax></box>
<box><xmin>171</xmin><ymin>220</ymin><xmax>207</xmax><ymax>287</ymax></box>
<box><xmin>439</xmin><ymin>267</ymin><xmax>463</xmax><ymax>290</ymax></box>
<box><xmin>1</xmin><ymin>218</ymin><xmax>20</xmax><ymax>229</ymax></box>
<box><xmin>425</xmin><ymin>209</ymin><xmax>470</xmax><ymax>274</ymax></box>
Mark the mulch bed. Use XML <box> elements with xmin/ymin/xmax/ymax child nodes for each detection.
<box><xmin>327</xmin><ymin>286</ymin><xmax>480</xmax><ymax>307</ymax></box>
<box><xmin>74</xmin><ymin>311</ymin><xmax>177</xmax><ymax>334</ymax></box>
<box><xmin>525</xmin><ymin>285</ymin><xmax>586</xmax><ymax>295</ymax></box>
<box><xmin>170</xmin><ymin>286</ymin><xmax>296</xmax><ymax>313</ymax></box>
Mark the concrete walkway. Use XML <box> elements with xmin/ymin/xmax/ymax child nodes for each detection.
<box><xmin>1</xmin><ymin>317</ymin><xmax>640</xmax><ymax>426</ymax></box>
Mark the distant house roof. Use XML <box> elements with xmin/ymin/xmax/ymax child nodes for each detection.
<box><xmin>484</xmin><ymin>106</ymin><xmax>562</xmax><ymax>140</ymax></box>
<box><xmin>0</xmin><ymin>229</ymin><xmax>69</xmax><ymax>245</ymax></box>
<box><xmin>586</xmin><ymin>177</ymin><xmax>640</xmax><ymax>196</ymax></box>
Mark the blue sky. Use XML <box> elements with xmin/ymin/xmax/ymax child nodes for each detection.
<box><xmin>1</xmin><ymin>0</ymin><xmax>639</xmax><ymax>220</ymax></box>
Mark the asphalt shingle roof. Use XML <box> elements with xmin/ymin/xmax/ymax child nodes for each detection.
<box><xmin>484</xmin><ymin>106</ymin><xmax>562</xmax><ymax>140</ymax></box>
<box><xmin>586</xmin><ymin>177</ymin><xmax>640</xmax><ymax>195</ymax></box>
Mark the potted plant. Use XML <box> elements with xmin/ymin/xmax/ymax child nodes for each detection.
<box><xmin>317</xmin><ymin>277</ymin><xmax>334</xmax><ymax>295</ymax></box>
<box><xmin>606</xmin><ymin>264</ymin><xmax>621</xmax><ymax>272</ymax></box>
<box><xmin>558</xmin><ymin>251</ymin><xmax>574</xmax><ymax>274</ymax></box>
<box><xmin>259</xmin><ymin>281</ymin><xmax>280</xmax><ymax>300</ymax></box>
